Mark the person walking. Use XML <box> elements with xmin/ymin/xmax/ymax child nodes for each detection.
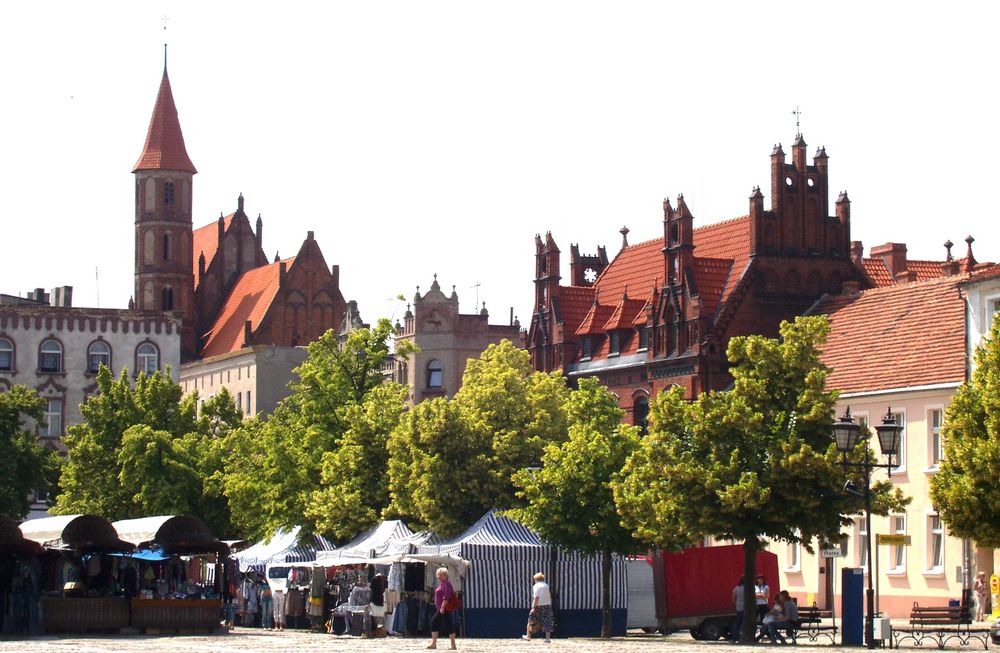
<box><xmin>975</xmin><ymin>572</ymin><xmax>989</xmax><ymax>621</ymax></box>
<box><xmin>272</xmin><ymin>587</ymin><xmax>286</xmax><ymax>631</ymax></box>
<box><xmin>428</xmin><ymin>567</ymin><xmax>456</xmax><ymax>650</ymax></box>
<box><xmin>522</xmin><ymin>572</ymin><xmax>555</xmax><ymax>643</ymax></box>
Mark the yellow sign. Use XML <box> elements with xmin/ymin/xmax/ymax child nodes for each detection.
<box><xmin>991</xmin><ymin>574</ymin><xmax>1000</xmax><ymax>618</ymax></box>
<box><xmin>876</xmin><ymin>534</ymin><xmax>911</xmax><ymax>546</ymax></box>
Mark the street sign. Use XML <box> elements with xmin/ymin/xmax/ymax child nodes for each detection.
<box><xmin>876</xmin><ymin>534</ymin><xmax>911</xmax><ymax>546</ymax></box>
<box><xmin>821</xmin><ymin>547</ymin><xmax>846</xmax><ymax>558</ymax></box>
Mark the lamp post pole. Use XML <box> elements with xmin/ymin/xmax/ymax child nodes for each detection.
<box><xmin>832</xmin><ymin>407</ymin><xmax>903</xmax><ymax>650</ymax></box>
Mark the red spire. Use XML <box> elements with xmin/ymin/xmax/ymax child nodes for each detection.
<box><xmin>133</xmin><ymin>70</ymin><xmax>197</xmax><ymax>174</ymax></box>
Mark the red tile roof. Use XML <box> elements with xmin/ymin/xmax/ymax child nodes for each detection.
<box><xmin>692</xmin><ymin>257</ymin><xmax>735</xmax><ymax>317</ymax></box>
<box><xmin>576</xmin><ymin>301</ymin><xmax>616</xmax><ymax>336</ymax></box>
<box><xmin>814</xmin><ymin>275</ymin><xmax>967</xmax><ymax>395</ymax></box>
<box><xmin>200</xmin><ymin>257</ymin><xmax>293</xmax><ymax>358</ymax></box>
<box><xmin>863</xmin><ymin>257</ymin><xmax>979</xmax><ymax>288</ymax></box>
<box><xmin>603</xmin><ymin>297</ymin><xmax>647</xmax><ymax>331</ymax></box>
<box><xmin>192</xmin><ymin>214</ymin><xmax>234</xmax><ymax>287</ymax></box>
<box><xmin>862</xmin><ymin>258</ymin><xmax>893</xmax><ymax>286</ymax></box>
<box><xmin>553</xmin><ymin>286</ymin><xmax>594</xmax><ymax>331</ymax></box>
<box><xmin>133</xmin><ymin>71</ymin><xmax>197</xmax><ymax>174</ymax></box>
<box><xmin>592</xmin><ymin>238</ymin><xmax>663</xmax><ymax>305</ymax></box>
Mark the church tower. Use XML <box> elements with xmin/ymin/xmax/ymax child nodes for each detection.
<box><xmin>133</xmin><ymin>59</ymin><xmax>198</xmax><ymax>359</ymax></box>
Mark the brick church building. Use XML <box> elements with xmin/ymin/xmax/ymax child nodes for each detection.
<box><xmin>527</xmin><ymin>134</ymin><xmax>961</xmax><ymax>428</ymax></box>
<box><xmin>132</xmin><ymin>65</ymin><xmax>346</xmax><ymax>361</ymax></box>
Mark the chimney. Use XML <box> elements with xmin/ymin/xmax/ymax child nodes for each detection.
<box><xmin>870</xmin><ymin>242</ymin><xmax>908</xmax><ymax>280</ymax></box>
<box><xmin>841</xmin><ymin>280</ymin><xmax>861</xmax><ymax>297</ymax></box>
<box><xmin>850</xmin><ymin>241</ymin><xmax>864</xmax><ymax>266</ymax></box>
<box><xmin>940</xmin><ymin>240</ymin><xmax>960</xmax><ymax>276</ymax></box>
<box><xmin>243</xmin><ymin>320</ymin><xmax>252</xmax><ymax>347</ymax></box>
<box><xmin>331</xmin><ymin>264</ymin><xmax>340</xmax><ymax>288</ymax></box>
<box><xmin>896</xmin><ymin>270</ymin><xmax>918</xmax><ymax>283</ymax></box>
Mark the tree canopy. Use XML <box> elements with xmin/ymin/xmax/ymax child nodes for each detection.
<box><xmin>931</xmin><ymin>313</ymin><xmax>1000</xmax><ymax>546</ymax></box>
<box><xmin>511</xmin><ymin>377</ymin><xmax>642</xmax><ymax>637</ymax></box>
<box><xmin>386</xmin><ymin>340</ymin><xmax>569</xmax><ymax>535</ymax></box>
<box><xmin>614</xmin><ymin>316</ymin><xmax>906</xmax><ymax>641</ymax></box>
<box><xmin>222</xmin><ymin>320</ymin><xmax>412</xmax><ymax>540</ymax></box>
<box><xmin>0</xmin><ymin>385</ymin><xmax>59</xmax><ymax>519</ymax></box>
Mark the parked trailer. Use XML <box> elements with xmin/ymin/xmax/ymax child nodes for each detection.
<box><xmin>652</xmin><ymin>545</ymin><xmax>780</xmax><ymax>640</ymax></box>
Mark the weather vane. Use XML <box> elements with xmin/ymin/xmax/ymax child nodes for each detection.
<box><xmin>792</xmin><ymin>106</ymin><xmax>802</xmax><ymax>135</ymax></box>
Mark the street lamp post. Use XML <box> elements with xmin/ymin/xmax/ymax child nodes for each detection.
<box><xmin>831</xmin><ymin>407</ymin><xmax>903</xmax><ymax>650</ymax></box>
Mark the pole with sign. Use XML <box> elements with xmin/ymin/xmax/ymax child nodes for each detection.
<box><xmin>991</xmin><ymin>574</ymin><xmax>1000</xmax><ymax>618</ymax></box>
<box><xmin>875</xmin><ymin>534</ymin><xmax>911</xmax><ymax>617</ymax></box>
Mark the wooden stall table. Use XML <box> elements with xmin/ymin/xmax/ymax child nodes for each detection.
<box><xmin>40</xmin><ymin>597</ymin><xmax>129</xmax><ymax>633</ymax></box>
<box><xmin>130</xmin><ymin>597</ymin><xmax>223</xmax><ymax>633</ymax></box>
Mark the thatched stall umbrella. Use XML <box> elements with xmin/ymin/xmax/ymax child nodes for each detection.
<box><xmin>19</xmin><ymin>515</ymin><xmax>134</xmax><ymax>633</ymax></box>
<box><xmin>0</xmin><ymin>516</ymin><xmax>44</xmax><ymax>634</ymax></box>
<box><xmin>112</xmin><ymin>515</ymin><xmax>229</xmax><ymax>634</ymax></box>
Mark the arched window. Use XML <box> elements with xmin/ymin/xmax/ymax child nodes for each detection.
<box><xmin>164</xmin><ymin>181</ymin><xmax>175</xmax><ymax>204</ymax></box>
<box><xmin>162</xmin><ymin>286</ymin><xmax>174</xmax><ymax>310</ymax></box>
<box><xmin>633</xmin><ymin>396</ymin><xmax>650</xmax><ymax>435</ymax></box>
<box><xmin>137</xmin><ymin>342</ymin><xmax>159</xmax><ymax>375</ymax></box>
<box><xmin>0</xmin><ymin>338</ymin><xmax>13</xmax><ymax>371</ymax></box>
<box><xmin>87</xmin><ymin>340</ymin><xmax>111</xmax><ymax>373</ymax></box>
<box><xmin>162</xmin><ymin>233</ymin><xmax>171</xmax><ymax>261</ymax></box>
<box><xmin>39</xmin><ymin>340</ymin><xmax>62</xmax><ymax>373</ymax></box>
<box><xmin>426</xmin><ymin>359</ymin><xmax>443</xmax><ymax>389</ymax></box>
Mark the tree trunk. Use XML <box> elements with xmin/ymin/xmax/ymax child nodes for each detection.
<box><xmin>601</xmin><ymin>546</ymin><xmax>612</xmax><ymax>638</ymax></box>
<box><xmin>741</xmin><ymin>538</ymin><xmax>759</xmax><ymax>644</ymax></box>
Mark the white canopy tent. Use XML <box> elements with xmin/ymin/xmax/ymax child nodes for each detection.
<box><xmin>235</xmin><ymin>527</ymin><xmax>336</xmax><ymax>572</ymax></box>
<box><xmin>315</xmin><ymin>520</ymin><xmax>436</xmax><ymax>563</ymax></box>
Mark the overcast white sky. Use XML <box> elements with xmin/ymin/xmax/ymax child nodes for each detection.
<box><xmin>1</xmin><ymin>2</ymin><xmax>997</xmax><ymax>326</ymax></box>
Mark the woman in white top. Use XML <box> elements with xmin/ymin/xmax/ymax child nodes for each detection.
<box><xmin>522</xmin><ymin>572</ymin><xmax>555</xmax><ymax>642</ymax></box>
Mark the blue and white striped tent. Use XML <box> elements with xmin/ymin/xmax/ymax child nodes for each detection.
<box><xmin>235</xmin><ymin>526</ymin><xmax>336</xmax><ymax>572</ymax></box>
<box><xmin>417</xmin><ymin>510</ymin><xmax>627</xmax><ymax>638</ymax></box>
<box><xmin>316</xmin><ymin>519</ymin><xmax>436</xmax><ymax>562</ymax></box>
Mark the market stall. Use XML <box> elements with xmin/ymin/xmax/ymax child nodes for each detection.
<box><xmin>416</xmin><ymin>510</ymin><xmax>628</xmax><ymax>638</ymax></box>
<box><xmin>112</xmin><ymin>515</ymin><xmax>229</xmax><ymax>633</ymax></box>
<box><xmin>1</xmin><ymin>516</ymin><xmax>44</xmax><ymax>635</ymax></box>
<box><xmin>19</xmin><ymin>514</ymin><xmax>135</xmax><ymax>633</ymax></box>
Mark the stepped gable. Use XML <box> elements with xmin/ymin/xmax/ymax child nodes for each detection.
<box><xmin>200</xmin><ymin>257</ymin><xmax>292</xmax><ymax>357</ymax></box>
<box><xmin>813</xmin><ymin>275</ymin><xmax>967</xmax><ymax>395</ymax></box>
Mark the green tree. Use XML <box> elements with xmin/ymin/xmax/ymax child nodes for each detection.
<box><xmin>931</xmin><ymin>313</ymin><xmax>1000</xmax><ymax>546</ymax></box>
<box><xmin>511</xmin><ymin>377</ymin><xmax>642</xmax><ymax>638</ymax></box>
<box><xmin>0</xmin><ymin>385</ymin><xmax>59</xmax><ymax>518</ymax></box>
<box><xmin>386</xmin><ymin>340</ymin><xmax>569</xmax><ymax>534</ymax></box>
<box><xmin>118</xmin><ymin>425</ymin><xmax>202</xmax><ymax>516</ymax></box>
<box><xmin>614</xmin><ymin>316</ymin><xmax>906</xmax><ymax>642</ymax></box>
<box><xmin>387</xmin><ymin>397</ymin><xmax>496</xmax><ymax>536</ymax></box>
<box><xmin>56</xmin><ymin>367</ymin><xmax>198</xmax><ymax>519</ymax></box>
<box><xmin>306</xmin><ymin>383</ymin><xmax>408</xmax><ymax>539</ymax></box>
<box><xmin>222</xmin><ymin>320</ymin><xmax>413</xmax><ymax>540</ymax></box>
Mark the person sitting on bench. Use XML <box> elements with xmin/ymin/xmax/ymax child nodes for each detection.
<box><xmin>766</xmin><ymin>591</ymin><xmax>800</xmax><ymax>645</ymax></box>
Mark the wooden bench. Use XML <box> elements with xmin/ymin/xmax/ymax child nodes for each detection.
<box><xmin>891</xmin><ymin>603</ymin><xmax>989</xmax><ymax>649</ymax></box>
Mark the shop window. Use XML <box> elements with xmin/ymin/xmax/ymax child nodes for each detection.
<box><xmin>427</xmin><ymin>359</ymin><xmax>443</xmax><ymax>389</ymax></box>
<box><xmin>39</xmin><ymin>340</ymin><xmax>62</xmax><ymax>373</ymax></box>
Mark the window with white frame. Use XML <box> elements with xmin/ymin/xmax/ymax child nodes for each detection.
<box><xmin>787</xmin><ymin>531</ymin><xmax>801</xmax><ymax>571</ymax></box>
<box><xmin>892</xmin><ymin>410</ymin><xmax>907</xmax><ymax>472</ymax></box>
<box><xmin>246</xmin><ymin>390</ymin><xmax>252</xmax><ymax>414</ymax></box>
<box><xmin>42</xmin><ymin>399</ymin><xmax>63</xmax><ymax>437</ymax></box>
<box><xmin>928</xmin><ymin>514</ymin><xmax>945</xmax><ymax>572</ymax></box>
<box><xmin>39</xmin><ymin>340</ymin><xmax>62</xmax><ymax>373</ymax></box>
<box><xmin>137</xmin><ymin>343</ymin><xmax>159</xmax><ymax>375</ymax></box>
<box><xmin>857</xmin><ymin>518</ymin><xmax>869</xmax><ymax>571</ymax></box>
<box><xmin>889</xmin><ymin>514</ymin><xmax>906</xmax><ymax>573</ymax></box>
<box><xmin>87</xmin><ymin>340</ymin><xmax>111</xmax><ymax>373</ymax></box>
<box><xmin>929</xmin><ymin>409</ymin><xmax>944</xmax><ymax>468</ymax></box>
<box><xmin>0</xmin><ymin>338</ymin><xmax>12</xmax><ymax>371</ymax></box>
<box><xmin>426</xmin><ymin>359</ymin><xmax>443</xmax><ymax>389</ymax></box>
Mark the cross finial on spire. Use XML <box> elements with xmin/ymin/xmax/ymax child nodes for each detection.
<box><xmin>792</xmin><ymin>106</ymin><xmax>802</xmax><ymax>136</ymax></box>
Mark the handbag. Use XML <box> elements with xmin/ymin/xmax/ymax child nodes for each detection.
<box><xmin>442</xmin><ymin>593</ymin><xmax>461</xmax><ymax>614</ymax></box>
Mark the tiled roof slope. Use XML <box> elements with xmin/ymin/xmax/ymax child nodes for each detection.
<box><xmin>592</xmin><ymin>238</ymin><xmax>662</xmax><ymax>304</ymax></box>
<box><xmin>133</xmin><ymin>71</ymin><xmax>197</xmax><ymax>174</ymax></box>
<box><xmin>576</xmin><ymin>302</ymin><xmax>616</xmax><ymax>336</ymax></box>
<box><xmin>192</xmin><ymin>214</ymin><xmax>235</xmax><ymax>287</ymax></box>
<box><xmin>553</xmin><ymin>286</ymin><xmax>594</xmax><ymax>330</ymax></box>
<box><xmin>603</xmin><ymin>297</ymin><xmax>647</xmax><ymax>331</ymax></box>
<box><xmin>814</xmin><ymin>275</ymin><xmax>967</xmax><ymax>395</ymax></box>
<box><xmin>200</xmin><ymin>257</ymin><xmax>294</xmax><ymax>358</ymax></box>
<box><xmin>864</xmin><ymin>257</ymin><xmax>977</xmax><ymax>288</ymax></box>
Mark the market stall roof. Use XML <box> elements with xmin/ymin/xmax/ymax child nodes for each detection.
<box><xmin>0</xmin><ymin>516</ymin><xmax>43</xmax><ymax>558</ymax></box>
<box><xmin>313</xmin><ymin>551</ymin><xmax>469</xmax><ymax>569</ymax></box>
<box><xmin>112</xmin><ymin>515</ymin><xmax>228</xmax><ymax>555</ymax></box>
<box><xmin>19</xmin><ymin>514</ymin><xmax>135</xmax><ymax>553</ymax></box>
<box><xmin>416</xmin><ymin>509</ymin><xmax>542</xmax><ymax>556</ymax></box>
<box><xmin>316</xmin><ymin>519</ymin><xmax>436</xmax><ymax>562</ymax></box>
<box><xmin>235</xmin><ymin>526</ymin><xmax>336</xmax><ymax>572</ymax></box>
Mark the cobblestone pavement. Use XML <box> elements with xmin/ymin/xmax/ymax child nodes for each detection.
<box><xmin>0</xmin><ymin>629</ymin><xmax>874</xmax><ymax>653</ymax></box>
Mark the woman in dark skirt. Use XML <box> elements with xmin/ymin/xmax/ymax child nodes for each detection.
<box><xmin>428</xmin><ymin>567</ymin><xmax>456</xmax><ymax>650</ymax></box>
<box><xmin>522</xmin><ymin>572</ymin><xmax>555</xmax><ymax>642</ymax></box>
